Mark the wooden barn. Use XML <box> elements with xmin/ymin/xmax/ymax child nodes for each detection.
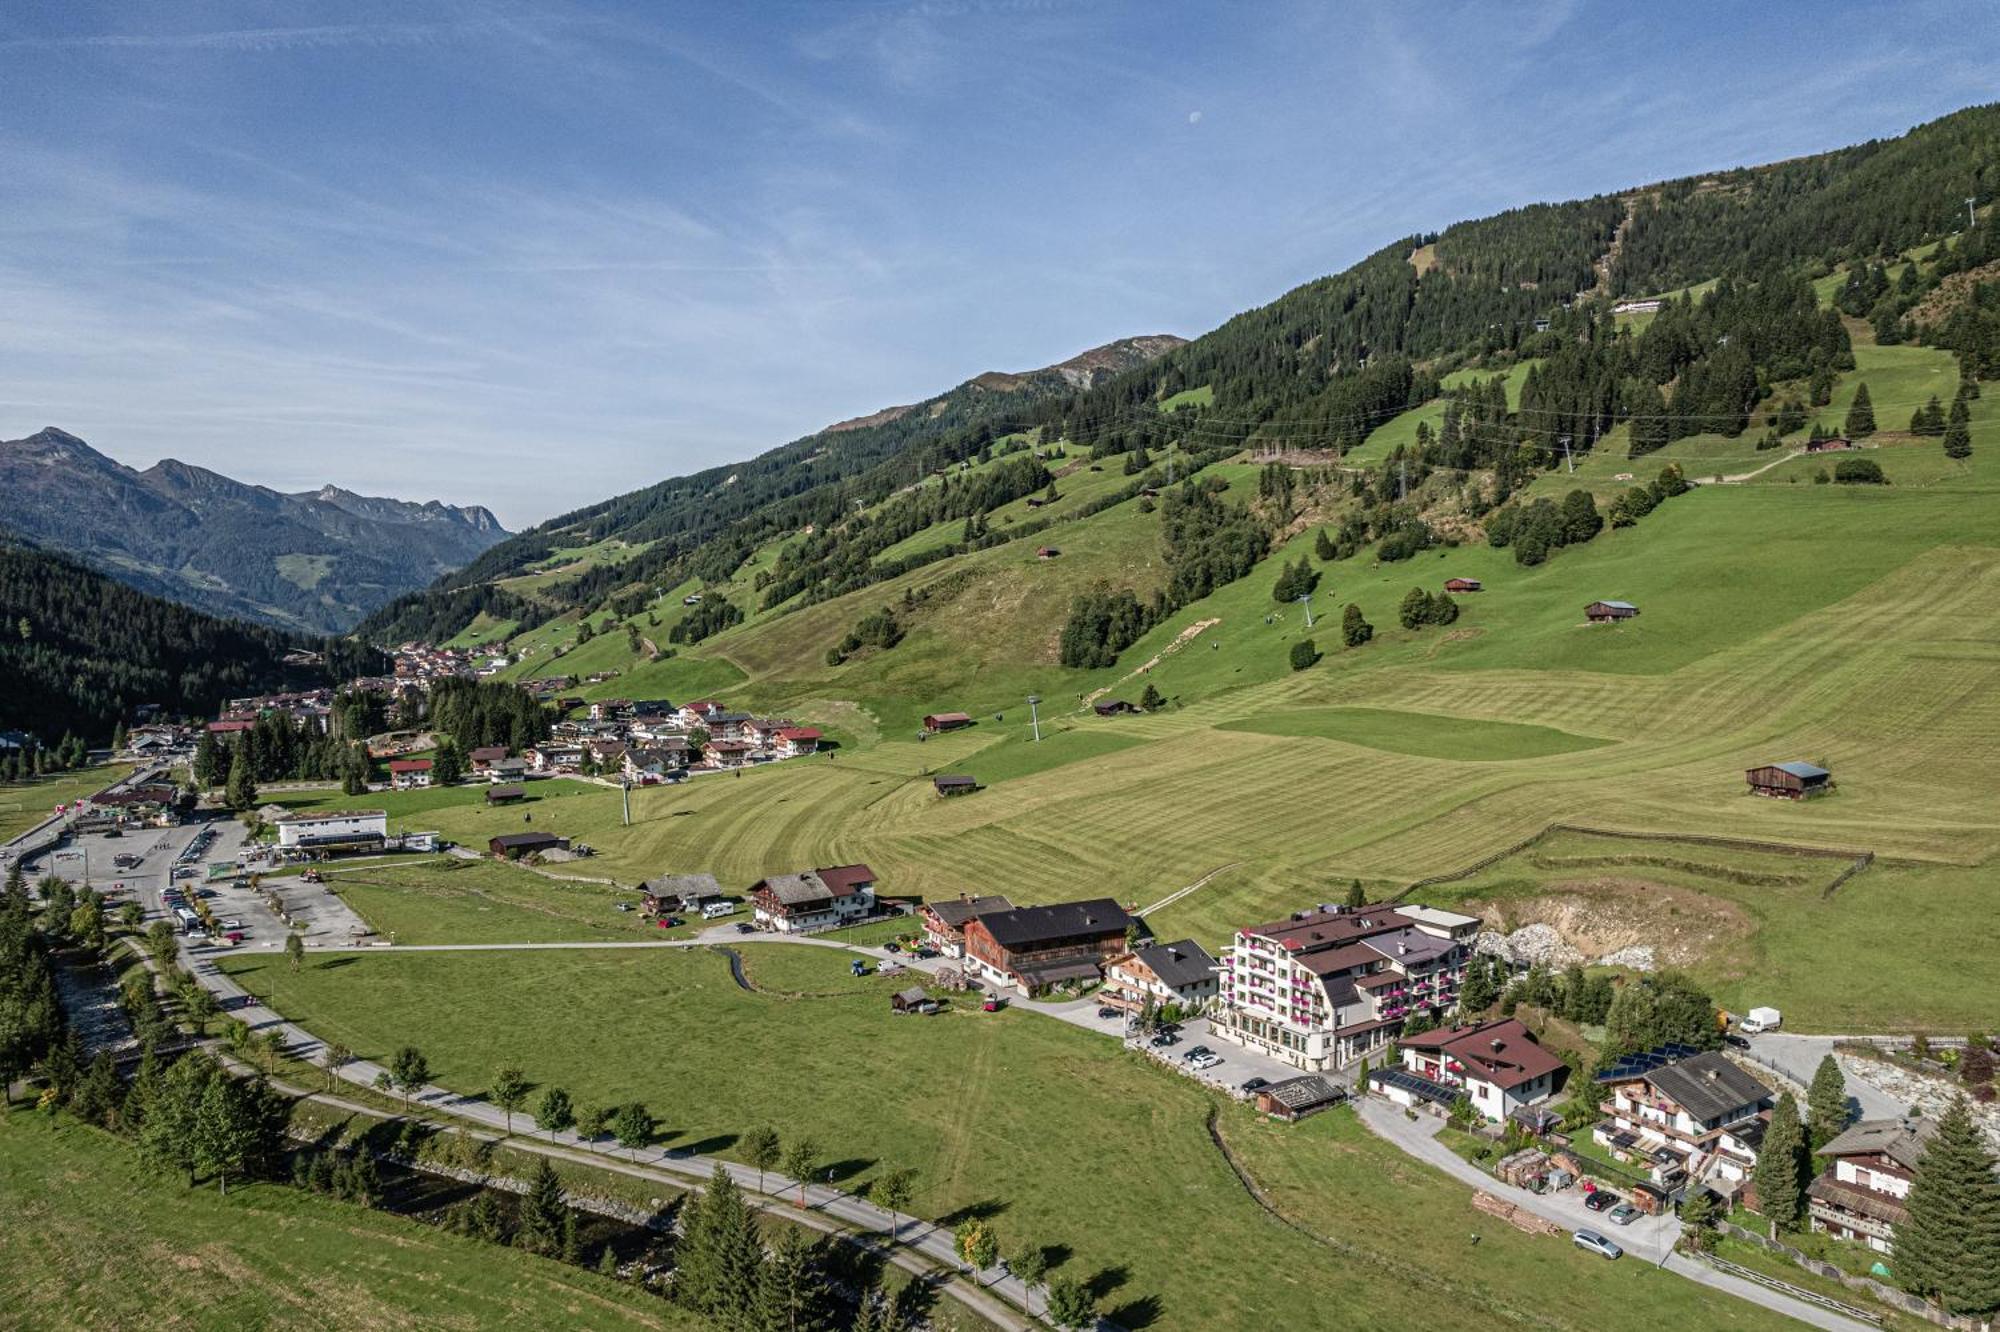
<box><xmin>1746</xmin><ymin>761</ymin><xmax>1833</xmax><ymax>799</ymax></box>
<box><xmin>1093</xmin><ymin>699</ymin><xmax>1139</xmax><ymax>716</ymax></box>
<box><xmin>1444</xmin><ymin>578</ymin><xmax>1483</xmax><ymax>594</ymax></box>
<box><xmin>923</xmin><ymin>712</ymin><xmax>974</xmax><ymax>733</ymax></box>
<box><xmin>1805</xmin><ymin>436</ymin><xmax>1854</xmax><ymax>453</ymax></box>
<box><xmin>933</xmin><ymin>774</ymin><xmax>978</xmax><ymax>797</ymax></box>
<box><xmin>1585</xmin><ymin>600</ymin><xmax>1639</xmax><ymax>623</ymax></box>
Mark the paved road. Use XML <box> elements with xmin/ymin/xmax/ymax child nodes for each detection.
<box><xmin>1742</xmin><ymin>1033</ymin><xmax>1907</xmax><ymax>1121</ymax></box>
<box><xmin>1354</xmin><ymin>1099</ymin><xmax>1878</xmax><ymax>1331</ymax></box>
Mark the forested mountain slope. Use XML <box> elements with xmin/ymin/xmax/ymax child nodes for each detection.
<box><xmin>371</xmin><ymin>104</ymin><xmax>2000</xmax><ymax>655</ymax></box>
<box><xmin>0</xmin><ymin>428</ymin><xmax>508</xmax><ymax>634</ymax></box>
<box><xmin>0</xmin><ymin>535</ymin><xmax>356</xmax><ymax>740</ymax></box>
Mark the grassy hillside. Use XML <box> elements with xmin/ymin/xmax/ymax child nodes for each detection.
<box><xmin>0</xmin><ymin>1110</ymin><xmax>691</xmax><ymax>1332</ymax></box>
<box><xmin>221</xmin><ymin>946</ymin><xmax>1791</xmax><ymax>1332</ymax></box>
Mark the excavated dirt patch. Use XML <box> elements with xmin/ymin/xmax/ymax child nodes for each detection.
<box><xmin>1490</xmin><ymin>877</ymin><xmax>1753</xmax><ymax>973</ymax></box>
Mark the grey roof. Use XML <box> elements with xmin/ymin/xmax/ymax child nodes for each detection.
<box><xmin>756</xmin><ymin>871</ymin><xmax>833</xmax><ymax>907</ymax></box>
<box><xmin>893</xmin><ymin>986</ymin><xmax>930</xmax><ymax>1006</ymax></box>
<box><xmin>1637</xmin><ymin>1052</ymin><xmax>1771</xmax><ymax>1123</ymax></box>
<box><xmin>927</xmin><ymin>895</ymin><xmax>1015</xmax><ymax>929</ymax></box>
<box><xmin>1595</xmin><ymin>600</ymin><xmax>1637</xmax><ymax>610</ymax></box>
<box><xmin>1774</xmin><ymin>761</ymin><xmax>1831</xmax><ymax>780</ymax></box>
<box><xmin>974</xmin><ymin>898</ymin><xmax>1132</xmax><ymax>950</ymax></box>
<box><xmin>1818</xmin><ymin>1116</ymin><xmax>1935</xmax><ymax>1170</ymax></box>
<box><xmin>934</xmin><ymin>774</ymin><xmax>978</xmax><ymax>789</ymax></box>
<box><xmin>1130</xmin><ymin>939</ymin><xmax>1218</xmax><ymax>991</ymax></box>
<box><xmin>643</xmin><ymin>872</ymin><xmax>721</xmax><ymax>900</ymax></box>
<box><xmin>1264</xmin><ymin>1075</ymin><xmax>1345</xmax><ymax>1111</ymax></box>
<box><xmin>1359</xmin><ymin>927</ymin><xmax>1457</xmax><ymax>967</ymax></box>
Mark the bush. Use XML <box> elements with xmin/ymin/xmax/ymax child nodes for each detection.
<box><xmin>1833</xmin><ymin>457</ymin><xmax>1886</xmax><ymax>485</ymax></box>
<box><xmin>1289</xmin><ymin>638</ymin><xmax>1319</xmax><ymax>671</ymax></box>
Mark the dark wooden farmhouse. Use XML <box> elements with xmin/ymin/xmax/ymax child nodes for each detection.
<box><xmin>962</xmin><ymin>898</ymin><xmax>1135</xmax><ymax>995</ymax></box>
<box><xmin>1093</xmin><ymin>699</ymin><xmax>1139</xmax><ymax>716</ymax></box>
<box><xmin>923</xmin><ymin>712</ymin><xmax>974</xmax><ymax>733</ymax></box>
<box><xmin>933</xmin><ymin>774</ymin><xmax>978</xmax><ymax>797</ymax></box>
<box><xmin>485</xmin><ymin>783</ymin><xmax>527</xmax><ymax>805</ymax></box>
<box><xmin>1585</xmin><ymin>600</ymin><xmax>1639</xmax><ymax>623</ymax></box>
<box><xmin>1805</xmin><ymin>436</ymin><xmax>1854</xmax><ymax>453</ymax></box>
<box><xmin>1746</xmin><ymin>761</ymin><xmax>1833</xmax><ymax>799</ymax></box>
<box><xmin>490</xmin><ymin>832</ymin><xmax>569</xmax><ymax>860</ymax></box>
<box><xmin>1443</xmin><ymin>578</ymin><xmax>1482</xmax><ymax>594</ymax></box>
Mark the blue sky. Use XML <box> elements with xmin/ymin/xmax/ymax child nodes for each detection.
<box><xmin>2</xmin><ymin>1</ymin><xmax>1996</xmax><ymax>528</ymax></box>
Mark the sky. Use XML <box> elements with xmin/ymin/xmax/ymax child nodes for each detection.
<box><xmin>2</xmin><ymin>2</ymin><xmax>1996</xmax><ymax>529</ymax></box>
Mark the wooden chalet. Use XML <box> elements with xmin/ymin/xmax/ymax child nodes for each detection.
<box><xmin>891</xmin><ymin>986</ymin><xmax>941</xmax><ymax>1015</ymax></box>
<box><xmin>920</xmin><ymin>893</ymin><xmax>1016</xmax><ymax>957</ymax></box>
<box><xmin>1585</xmin><ymin>600</ymin><xmax>1639</xmax><ymax>623</ymax></box>
<box><xmin>933</xmin><ymin>774</ymin><xmax>978</xmax><ymax>797</ymax></box>
<box><xmin>1255</xmin><ymin>1075</ymin><xmax>1347</xmax><ymax>1123</ymax></box>
<box><xmin>1810</xmin><ymin>1115</ymin><xmax>1934</xmax><ymax>1253</ymax></box>
<box><xmin>485</xmin><ymin>783</ymin><xmax>527</xmax><ymax>805</ymax></box>
<box><xmin>923</xmin><ymin>712</ymin><xmax>974</xmax><ymax>733</ymax></box>
<box><xmin>468</xmin><ymin>745</ymin><xmax>509</xmax><ymax>771</ymax></box>
<box><xmin>1805</xmin><ymin>436</ymin><xmax>1854</xmax><ymax>453</ymax></box>
<box><xmin>962</xmin><ymin>898</ymin><xmax>1134</xmax><ymax>995</ymax></box>
<box><xmin>641</xmin><ymin>872</ymin><xmax>722</xmax><ymax>915</ymax></box>
<box><xmin>1443</xmin><ymin>578</ymin><xmax>1482</xmax><ymax>594</ymax></box>
<box><xmin>1746</xmin><ymin>761</ymin><xmax>1833</xmax><ymax>799</ymax></box>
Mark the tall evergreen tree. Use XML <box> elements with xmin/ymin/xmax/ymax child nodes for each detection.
<box><xmin>1944</xmin><ymin>395</ymin><xmax>1973</xmax><ymax>460</ymax></box>
<box><xmin>1896</xmin><ymin>1097</ymin><xmax>2000</xmax><ymax>1317</ymax></box>
<box><xmin>224</xmin><ymin>745</ymin><xmax>258</xmax><ymax>812</ymax></box>
<box><xmin>1341</xmin><ymin>603</ymin><xmax>1373</xmax><ymax>648</ymax></box>
<box><xmin>515</xmin><ymin>1157</ymin><xmax>568</xmax><ymax>1256</ymax></box>
<box><xmin>1844</xmin><ymin>381</ymin><xmax>1877</xmax><ymax>437</ymax></box>
<box><xmin>679</xmin><ymin>1165</ymin><xmax>763</xmax><ymax>1324</ymax></box>
<box><xmin>751</xmin><ymin>1227</ymin><xmax>830</xmax><ymax>1332</ymax></box>
<box><xmin>1806</xmin><ymin>1054</ymin><xmax>1849</xmax><ymax>1150</ymax></box>
<box><xmin>1753</xmin><ymin>1092</ymin><xmax>1809</xmax><ymax>1231</ymax></box>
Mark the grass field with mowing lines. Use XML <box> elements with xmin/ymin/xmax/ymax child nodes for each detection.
<box><xmin>0</xmin><ymin>1110</ymin><xmax>691</xmax><ymax>1332</ymax></box>
<box><xmin>1218</xmin><ymin>706</ymin><xmax>1610</xmax><ymax>761</ymax></box>
<box><xmin>218</xmin><ymin>947</ymin><xmax>1790</xmax><ymax>1332</ymax></box>
<box><xmin>315</xmin><ymin>858</ymin><xmax>654</xmax><ymax>944</ymax></box>
<box><xmin>0</xmin><ymin>764</ymin><xmax>132</xmax><ymax>844</ymax></box>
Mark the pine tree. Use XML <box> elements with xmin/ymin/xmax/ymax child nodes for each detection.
<box><xmin>1680</xmin><ymin>1188</ymin><xmax>1721</xmax><ymax>1252</ymax></box>
<box><xmin>679</xmin><ymin>1165</ymin><xmax>762</xmax><ymax>1322</ymax></box>
<box><xmin>516</xmin><ymin>1157</ymin><xmax>568</xmax><ymax>1256</ymax></box>
<box><xmin>1944</xmin><ymin>395</ymin><xmax>1973</xmax><ymax>460</ymax></box>
<box><xmin>1753</xmin><ymin>1092</ymin><xmax>1808</xmax><ymax>1231</ymax></box>
<box><xmin>1896</xmin><ymin>1097</ymin><xmax>2000</xmax><ymax>1317</ymax></box>
<box><xmin>193</xmin><ymin>730</ymin><xmax>220</xmax><ymax>788</ymax></box>
<box><xmin>224</xmin><ymin>746</ymin><xmax>257</xmax><ymax>812</ymax></box>
<box><xmin>1344</xmin><ymin>878</ymin><xmax>1365</xmax><ymax>909</ymax></box>
<box><xmin>1138</xmin><ymin>683</ymin><xmax>1164</xmax><ymax>712</ymax></box>
<box><xmin>1844</xmin><ymin>382</ymin><xmax>1877</xmax><ymax>437</ymax></box>
<box><xmin>1399</xmin><ymin>586</ymin><xmax>1432</xmax><ymax>630</ymax></box>
<box><xmin>752</xmin><ymin>1227</ymin><xmax>830</xmax><ymax>1332</ymax></box>
<box><xmin>432</xmin><ymin>740</ymin><xmax>463</xmax><ymax>786</ymax></box>
<box><xmin>1341</xmin><ymin>603</ymin><xmax>1373</xmax><ymax>648</ymax></box>
<box><xmin>1314</xmin><ymin>528</ymin><xmax>1337</xmax><ymax>561</ymax></box>
<box><xmin>1806</xmin><ymin>1054</ymin><xmax>1848</xmax><ymax>1150</ymax></box>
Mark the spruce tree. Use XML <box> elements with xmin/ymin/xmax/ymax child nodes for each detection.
<box><xmin>1896</xmin><ymin>1097</ymin><xmax>2000</xmax><ymax>1317</ymax></box>
<box><xmin>1806</xmin><ymin>1054</ymin><xmax>1848</xmax><ymax>1150</ymax></box>
<box><xmin>516</xmin><ymin>1157</ymin><xmax>568</xmax><ymax>1256</ymax></box>
<box><xmin>1844</xmin><ymin>382</ymin><xmax>1877</xmax><ymax>438</ymax></box>
<box><xmin>1138</xmin><ymin>683</ymin><xmax>1164</xmax><ymax>712</ymax></box>
<box><xmin>1944</xmin><ymin>396</ymin><xmax>1973</xmax><ymax>460</ymax></box>
<box><xmin>1341</xmin><ymin>603</ymin><xmax>1373</xmax><ymax>648</ymax></box>
<box><xmin>1344</xmin><ymin>878</ymin><xmax>1366</xmax><ymax>909</ymax></box>
<box><xmin>1399</xmin><ymin>586</ymin><xmax>1433</xmax><ymax>630</ymax></box>
<box><xmin>752</xmin><ymin>1227</ymin><xmax>830</xmax><ymax>1332</ymax></box>
<box><xmin>224</xmin><ymin>746</ymin><xmax>257</xmax><ymax>812</ymax></box>
<box><xmin>1753</xmin><ymin>1092</ymin><xmax>1808</xmax><ymax>1231</ymax></box>
<box><xmin>1314</xmin><ymin>528</ymin><xmax>1337</xmax><ymax>561</ymax></box>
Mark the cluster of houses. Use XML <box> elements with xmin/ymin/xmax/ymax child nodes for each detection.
<box><xmin>522</xmin><ymin>699</ymin><xmax>823</xmax><ymax>781</ymax></box>
<box><xmin>391</xmin><ymin>643</ymin><xmax>492</xmax><ymax>683</ymax></box>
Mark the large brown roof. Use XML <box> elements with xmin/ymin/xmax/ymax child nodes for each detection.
<box><xmin>1403</xmin><ymin>1018</ymin><xmax>1567</xmax><ymax>1091</ymax></box>
<box><xmin>1244</xmin><ymin>907</ymin><xmax>1417</xmax><ymax>953</ymax></box>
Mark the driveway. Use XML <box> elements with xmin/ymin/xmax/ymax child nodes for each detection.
<box><xmin>1353</xmin><ymin>1098</ymin><xmax>1879</xmax><ymax>1331</ymax></box>
<box><xmin>1741</xmin><ymin>1032</ymin><xmax>1906</xmax><ymax>1121</ymax></box>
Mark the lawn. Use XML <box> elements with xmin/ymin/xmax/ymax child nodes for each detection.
<box><xmin>0</xmin><ymin>764</ymin><xmax>133</xmax><ymax>844</ymax></box>
<box><xmin>0</xmin><ymin>1109</ymin><xmax>692</xmax><ymax>1332</ymax></box>
<box><xmin>265</xmin><ymin>777</ymin><xmax>610</xmax><ymax>829</ymax></box>
<box><xmin>314</xmin><ymin>858</ymin><xmax>657</xmax><ymax>945</ymax></box>
<box><xmin>1217</xmin><ymin>706</ymin><xmax>1611</xmax><ymax>761</ymax></box>
<box><xmin>218</xmin><ymin>946</ymin><xmax>1791</xmax><ymax>1330</ymax></box>
<box><xmin>953</xmin><ymin>724</ymin><xmax>1149</xmax><ymax>787</ymax></box>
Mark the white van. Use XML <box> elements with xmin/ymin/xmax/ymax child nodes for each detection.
<box><xmin>700</xmin><ymin>901</ymin><xmax>736</xmax><ymax>920</ymax></box>
<box><xmin>1738</xmin><ymin>1007</ymin><xmax>1782</xmax><ymax>1035</ymax></box>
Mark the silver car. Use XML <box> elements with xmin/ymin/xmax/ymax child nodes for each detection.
<box><xmin>1573</xmin><ymin>1229</ymin><xmax>1623</xmax><ymax>1260</ymax></box>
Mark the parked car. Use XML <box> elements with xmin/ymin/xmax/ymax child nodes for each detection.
<box><xmin>223</xmin><ymin>931</ymin><xmax>245</xmax><ymax>944</ymax></box>
<box><xmin>1149</xmin><ymin>1032</ymin><xmax>1177</xmax><ymax>1048</ymax></box>
<box><xmin>913</xmin><ymin>946</ymin><xmax>939</xmax><ymax>959</ymax></box>
<box><xmin>1181</xmin><ymin>1045</ymin><xmax>1215</xmax><ymax>1062</ymax></box>
<box><xmin>883</xmin><ymin>942</ymin><xmax>901</xmax><ymax>954</ymax></box>
<box><xmin>1606</xmin><ymin>1203</ymin><xmax>1640</xmax><ymax>1227</ymax></box>
<box><xmin>1096</xmin><ymin>1006</ymin><xmax>1122</xmax><ymax>1020</ymax></box>
<box><xmin>1584</xmin><ymin>1190</ymin><xmax>1620</xmax><ymax>1213</ymax></box>
<box><xmin>1189</xmin><ymin>1054</ymin><xmax>1223</xmax><ymax>1071</ymax></box>
<box><xmin>220</xmin><ymin>918</ymin><xmax>243</xmax><ymax>930</ymax></box>
<box><xmin>734</xmin><ymin>922</ymin><xmax>755</xmax><ymax>934</ymax></box>
<box><xmin>1572</xmin><ymin>1230</ymin><xmax>1622</xmax><ymax>1261</ymax></box>
<box><xmin>1723</xmin><ymin>1034</ymin><xmax>1750</xmax><ymax>1050</ymax></box>
<box><xmin>1240</xmin><ymin>1077</ymin><xmax>1270</xmax><ymax>1094</ymax></box>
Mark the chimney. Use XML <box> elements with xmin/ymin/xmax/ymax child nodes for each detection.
<box><xmin>1490</xmin><ymin>1039</ymin><xmax>1504</xmax><ymax>1052</ymax></box>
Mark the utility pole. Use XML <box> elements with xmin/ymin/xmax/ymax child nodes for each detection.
<box><xmin>1969</xmin><ymin>196</ymin><xmax>1980</xmax><ymax>231</ymax></box>
<box><xmin>620</xmin><ymin>776</ymin><xmax>631</xmax><ymax>827</ymax></box>
<box><xmin>1297</xmin><ymin>592</ymin><xmax>1314</xmax><ymax>629</ymax></box>
<box><xmin>1026</xmin><ymin>695</ymin><xmax>1042</xmax><ymax>743</ymax></box>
